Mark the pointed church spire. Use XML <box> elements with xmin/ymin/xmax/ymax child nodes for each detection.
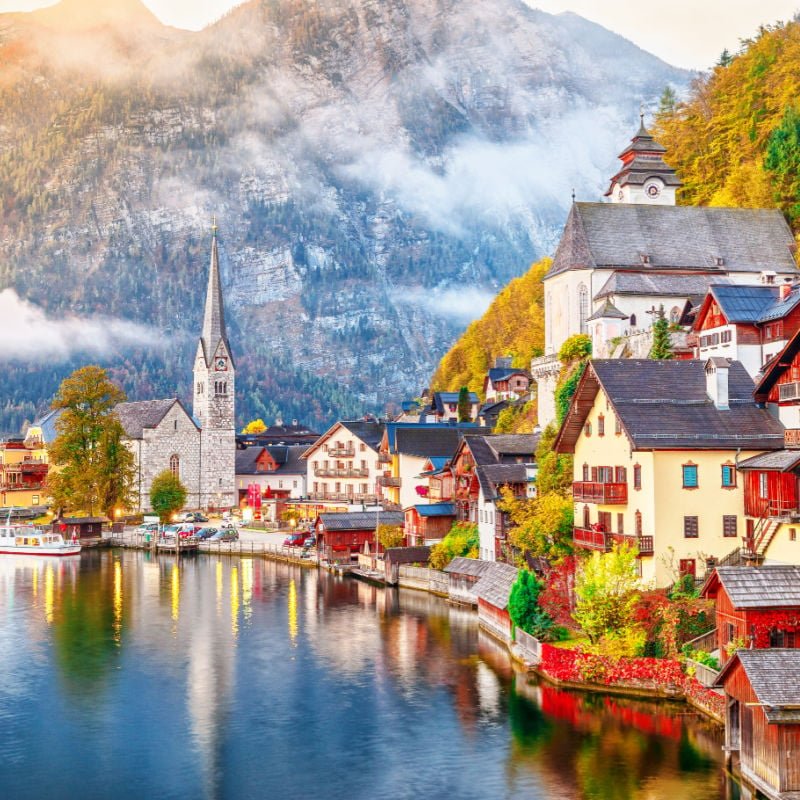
<box><xmin>200</xmin><ymin>223</ymin><xmax>231</xmax><ymax>366</ymax></box>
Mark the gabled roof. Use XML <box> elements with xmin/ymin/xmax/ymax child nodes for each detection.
<box><xmin>444</xmin><ymin>557</ymin><xmax>495</xmax><ymax>577</ymax></box>
<box><xmin>546</xmin><ymin>203</ymin><xmax>797</xmax><ymax>280</ymax></box>
<box><xmin>587</xmin><ymin>298</ymin><xmax>628</xmax><ymax>321</ymax></box>
<box><xmin>394</xmin><ymin>426</ymin><xmax>489</xmax><ymax>458</ymax></box>
<box><xmin>487</xmin><ymin>367</ymin><xmax>530</xmax><ymax>384</ymax></box>
<box><xmin>759</xmin><ymin>286</ymin><xmax>800</xmax><ymax>323</ymax></box>
<box><xmin>736</xmin><ymin>450</ymin><xmax>800</xmax><ymax>472</ymax></box>
<box><xmin>473</xmin><ymin>562</ymin><xmax>519</xmax><ymax>609</ymax></box>
<box><xmin>235</xmin><ymin>446</ymin><xmax>265</xmax><ymax>474</ymax></box>
<box><xmin>265</xmin><ymin>444</ymin><xmax>306</xmax><ymax>474</ymax></box>
<box><xmin>595</xmin><ymin>272</ymin><xmax>724</xmax><ymax>302</ymax></box>
<box><xmin>714</xmin><ymin>649</ymin><xmax>800</xmax><ymax>723</ymax></box>
<box><xmin>412</xmin><ymin>503</ymin><xmax>456</xmax><ymax>518</ymax></box>
<box><xmin>31</xmin><ymin>408</ymin><xmax>63</xmax><ymax>444</ymax></box>
<box><xmin>431</xmin><ymin>392</ymin><xmax>480</xmax><ymax>416</ymax></box>
<box><xmin>485</xmin><ymin>434</ymin><xmax>539</xmax><ymax>458</ymax></box>
<box><xmin>695</xmin><ymin>284</ymin><xmax>781</xmax><ymax>329</ymax></box>
<box><xmin>754</xmin><ymin>327</ymin><xmax>800</xmax><ymax>403</ymax></box>
<box><xmin>318</xmin><ymin>511</ymin><xmax>404</xmax><ymax>531</ymax></box>
<box><xmin>555</xmin><ymin>360</ymin><xmax>785</xmax><ymax>453</ymax></box>
<box><xmin>116</xmin><ymin>398</ymin><xmax>197</xmax><ymax>440</ymax></box>
<box><xmin>303</xmin><ymin>420</ymin><xmax>386</xmax><ymax>458</ymax></box>
<box><xmin>702</xmin><ymin>565</ymin><xmax>800</xmax><ymax>608</ymax></box>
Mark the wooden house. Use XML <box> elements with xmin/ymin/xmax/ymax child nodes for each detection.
<box><xmin>404</xmin><ymin>502</ymin><xmax>455</xmax><ymax>545</ymax></box>
<box><xmin>383</xmin><ymin>546</ymin><xmax>431</xmax><ymax>585</ymax></box>
<box><xmin>473</xmin><ymin>562</ymin><xmax>519</xmax><ymax>644</ymax></box>
<box><xmin>714</xmin><ymin>649</ymin><xmax>800</xmax><ymax>800</ymax></box>
<box><xmin>443</xmin><ymin>557</ymin><xmax>495</xmax><ymax>605</ymax></box>
<box><xmin>314</xmin><ymin>510</ymin><xmax>404</xmax><ymax>561</ymax></box>
<box><xmin>701</xmin><ymin>566</ymin><xmax>800</xmax><ymax>665</ymax></box>
<box><xmin>483</xmin><ymin>357</ymin><xmax>531</xmax><ymax>403</ymax></box>
<box><xmin>54</xmin><ymin>516</ymin><xmax>107</xmax><ymax>540</ymax></box>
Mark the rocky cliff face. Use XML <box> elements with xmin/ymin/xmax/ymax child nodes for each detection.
<box><xmin>0</xmin><ymin>0</ymin><xmax>685</xmax><ymax>431</ymax></box>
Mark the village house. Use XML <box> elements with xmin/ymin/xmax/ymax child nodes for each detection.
<box><xmin>404</xmin><ymin>455</ymin><xmax>457</xmax><ymax>544</ymax></box>
<box><xmin>236</xmin><ymin>418</ymin><xmax>320</xmax><ymax>447</ymax></box>
<box><xmin>474</xmin><ymin>562</ymin><xmax>519</xmax><ymax>645</ymax></box>
<box><xmin>483</xmin><ymin>357</ymin><xmax>531</xmax><ymax>403</ymax></box>
<box><xmin>554</xmin><ymin>359</ymin><xmax>785</xmax><ymax>586</ymax></box>
<box><xmin>693</xmin><ymin>282</ymin><xmax>800</xmax><ymax>378</ymax></box>
<box><xmin>532</xmin><ymin>120</ymin><xmax>798</xmax><ymax>428</ymax></box>
<box><xmin>424</xmin><ymin>391</ymin><xmax>481</xmax><ymax>423</ymax></box>
<box><xmin>314</xmin><ymin>510</ymin><xmax>404</xmax><ymax>563</ymax></box>
<box><xmin>701</xmin><ymin>565</ymin><xmax>800</xmax><ymax>665</ymax></box>
<box><xmin>714</xmin><ymin>649</ymin><xmax>800</xmax><ymax>800</ymax></box>
<box><xmin>451</xmin><ymin>434</ymin><xmax>538</xmax><ymax>562</ymax></box>
<box><xmin>302</xmin><ymin>420</ymin><xmax>385</xmax><ymax>508</ymax></box>
<box><xmin>235</xmin><ymin>444</ymin><xmax>306</xmax><ymax>522</ymax></box>
<box><xmin>0</xmin><ymin>433</ymin><xmax>49</xmax><ymax>511</ymax></box>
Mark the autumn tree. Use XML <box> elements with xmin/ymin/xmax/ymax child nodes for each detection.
<box><xmin>242</xmin><ymin>418</ymin><xmax>267</xmax><ymax>434</ymax></box>
<box><xmin>149</xmin><ymin>470</ymin><xmax>187</xmax><ymax>523</ymax></box>
<box><xmin>573</xmin><ymin>543</ymin><xmax>642</xmax><ymax>650</ymax></box>
<box><xmin>47</xmin><ymin>365</ymin><xmax>135</xmax><ymax>518</ymax></box>
<box><xmin>508</xmin><ymin>569</ymin><xmax>554</xmax><ymax>639</ymax></box>
<box><xmin>377</xmin><ymin>524</ymin><xmax>405</xmax><ymax>549</ymax></box>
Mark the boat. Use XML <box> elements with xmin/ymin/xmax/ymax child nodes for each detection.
<box><xmin>0</xmin><ymin>521</ymin><xmax>81</xmax><ymax>556</ymax></box>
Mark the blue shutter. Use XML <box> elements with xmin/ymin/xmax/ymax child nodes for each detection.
<box><xmin>682</xmin><ymin>465</ymin><xmax>698</xmax><ymax>488</ymax></box>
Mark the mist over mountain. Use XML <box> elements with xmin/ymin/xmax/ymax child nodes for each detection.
<box><xmin>0</xmin><ymin>0</ymin><xmax>686</xmax><ymax>431</ymax></box>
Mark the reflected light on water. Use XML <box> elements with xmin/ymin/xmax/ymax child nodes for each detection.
<box><xmin>288</xmin><ymin>578</ymin><xmax>298</xmax><ymax>644</ymax></box>
<box><xmin>113</xmin><ymin>559</ymin><xmax>123</xmax><ymax>645</ymax></box>
<box><xmin>241</xmin><ymin>559</ymin><xmax>253</xmax><ymax>623</ymax></box>
<box><xmin>171</xmin><ymin>564</ymin><xmax>180</xmax><ymax>623</ymax></box>
<box><xmin>230</xmin><ymin>565</ymin><xmax>239</xmax><ymax>638</ymax></box>
<box><xmin>44</xmin><ymin>562</ymin><xmax>54</xmax><ymax>625</ymax></box>
<box><xmin>216</xmin><ymin>560</ymin><xmax>223</xmax><ymax>615</ymax></box>
<box><xmin>31</xmin><ymin>564</ymin><xmax>37</xmax><ymax>600</ymax></box>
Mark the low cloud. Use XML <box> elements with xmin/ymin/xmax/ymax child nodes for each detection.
<box><xmin>398</xmin><ymin>287</ymin><xmax>496</xmax><ymax>324</ymax></box>
<box><xmin>0</xmin><ymin>289</ymin><xmax>160</xmax><ymax>362</ymax></box>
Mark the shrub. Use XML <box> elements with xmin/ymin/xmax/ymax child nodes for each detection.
<box><xmin>429</xmin><ymin>522</ymin><xmax>479</xmax><ymax>569</ymax></box>
<box><xmin>508</xmin><ymin>570</ymin><xmax>555</xmax><ymax>640</ymax></box>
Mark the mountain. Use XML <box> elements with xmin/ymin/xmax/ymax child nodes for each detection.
<box><xmin>0</xmin><ymin>0</ymin><xmax>686</xmax><ymax>433</ymax></box>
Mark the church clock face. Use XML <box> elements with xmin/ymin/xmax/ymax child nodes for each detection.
<box><xmin>215</xmin><ymin>357</ymin><xmax>227</xmax><ymax>371</ymax></box>
<box><xmin>645</xmin><ymin>181</ymin><xmax>662</xmax><ymax>199</ymax></box>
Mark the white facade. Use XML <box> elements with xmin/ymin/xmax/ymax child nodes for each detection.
<box><xmin>608</xmin><ymin>175</ymin><xmax>677</xmax><ymax>206</ymax></box>
<box><xmin>477</xmin><ymin>487</ymin><xmax>497</xmax><ymax>562</ymax></box>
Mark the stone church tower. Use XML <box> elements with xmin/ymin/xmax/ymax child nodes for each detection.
<box><xmin>193</xmin><ymin>228</ymin><xmax>236</xmax><ymax>510</ymax></box>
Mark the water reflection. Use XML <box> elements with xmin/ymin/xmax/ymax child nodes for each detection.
<box><xmin>0</xmin><ymin>550</ymin><xmax>737</xmax><ymax>800</ymax></box>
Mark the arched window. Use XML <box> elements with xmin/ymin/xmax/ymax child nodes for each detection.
<box><xmin>214</xmin><ymin>380</ymin><xmax>227</xmax><ymax>397</ymax></box>
<box><xmin>670</xmin><ymin>306</ymin><xmax>681</xmax><ymax>324</ymax></box>
<box><xmin>629</xmin><ymin>314</ymin><xmax>637</xmax><ymax>328</ymax></box>
<box><xmin>578</xmin><ymin>283</ymin><xmax>589</xmax><ymax>334</ymax></box>
<box><xmin>169</xmin><ymin>454</ymin><xmax>180</xmax><ymax>478</ymax></box>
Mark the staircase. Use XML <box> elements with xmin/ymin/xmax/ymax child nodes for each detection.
<box><xmin>744</xmin><ymin>501</ymin><xmax>784</xmax><ymax>561</ymax></box>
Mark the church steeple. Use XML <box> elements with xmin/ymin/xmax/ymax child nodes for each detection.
<box><xmin>605</xmin><ymin>116</ymin><xmax>681</xmax><ymax>205</ymax></box>
<box><xmin>200</xmin><ymin>224</ymin><xmax>233</xmax><ymax>369</ymax></box>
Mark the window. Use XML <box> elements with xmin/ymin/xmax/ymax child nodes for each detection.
<box><xmin>723</xmin><ymin>515</ymin><xmax>737</xmax><ymax>537</ymax></box>
<box><xmin>721</xmin><ymin>330</ymin><xmax>732</xmax><ymax>344</ymax></box>
<box><xmin>617</xmin><ymin>513</ymin><xmax>624</xmax><ymax>534</ymax></box>
<box><xmin>578</xmin><ymin>283</ymin><xmax>589</xmax><ymax>335</ymax></box>
<box><xmin>293</xmin><ymin>481</ymin><xmax>298</xmax><ymax>489</ymax></box>
<box><xmin>682</xmin><ymin>463</ymin><xmax>698</xmax><ymax>488</ymax></box>
<box><xmin>769</xmin><ymin>628</ymin><xmax>786</xmax><ymax>648</ymax></box>
<box><xmin>615</xmin><ymin>417</ymin><xmax>622</xmax><ymax>435</ymax></box>
<box><xmin>670</xmin><ymin>306</ymin><xmax>681</xmax><ymax>324</ymax></box>
<box><xmin>583</xmin><ymin>505</ymin><xmax>591</xmax><ymax>528</ymax></box>
<box><xmin>684</xmin><ymin>516</ymin><xmax>699</xmax><ymax>538</ymax></box>
<box><xmin>584</xmin><ymin>422</ymin><xmax>592</xmax><ymax>437</ymax></box>
<box><xmin>214</xmin><ymin>380</ymin><xmax>227</xmax><ymax>396</ymax></box>
<box><xmin>791</xmin><ymin>528</ymin><xmax>797</xmax><ymax>542</ymax></box>
<box><xmin>633</xmin><ymin>464</ymin><xmax>642</xmax><ymax>490</ymax></box>
<box><xmin>360</xmin><ymin>443</ymin><xmax>366</xmax><ymax>452</ymax></box>
<box><xmin>615</xmin><ymin>466</ymin><xmax>627</xmax><ymax>484</ymax></box>
<box><xmin>597</xmin><ymin>466</ymin><xmax>614</xmax><ymax>483</ymax></box>
<box><xmin>598</xmin><ymin>415</ymin><xmax>605</xmax><ymax>437</ymax></box>
<box><xmin>582</xmin><ymin>464</ymin><xmax>589</xmax><ymax>482</ymax></box>
<box><xmin>174</xmin><ymin>419</ymin><xmax>178</xmax><ymax>431</ymax></box>
<box><xmin>635</xmin><ymin>510</ymin><xmax>642</xmax><ymax>537</ymax></box>
<box><xmin>32</xmin><ymin>495</ymin><xmax>39</xmax><ymax>505</ymax></box>
<box><xmin>759</xmin><ymin>472</ymin><xmax>768</xmax><ymax>499</ymax></box>
<box><xmin>169</xmin><ymin>454</ymin><xmax>180</xmax><ymax>478</ymax></box>
<box><xmin>629</xmin><ymin>314</ymin><xmax>637</xmax><ymax>327</ymax></box>
<box><xmin>278</xmin><ymin>480</ymin><xmax>283</xmax><ymax>489</ymax></box>
<box><xmin>196</xmin><ymin>382</ymin><xmax>204</xmax><ymax>395</ymax></box>
<box><xmin>721</xmin><ymin>464</ymin><xmax>736</xmax><ymax>488</ymax></box>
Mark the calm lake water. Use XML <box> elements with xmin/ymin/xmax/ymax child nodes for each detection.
<box><xmin>0</xmin><ymin>550</ymin><xmax>736</xmax><ymax>800</ymax></box>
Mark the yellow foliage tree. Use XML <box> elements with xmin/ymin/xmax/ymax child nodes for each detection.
<box><xmin>242</xmin><ymin>418</ymin><xmax>267</xmax><ymax>434</ymax></box>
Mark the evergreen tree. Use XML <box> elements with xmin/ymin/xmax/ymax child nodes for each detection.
<box><xmin>47</xmin><ymin>366</ymin><xmax>135</xmax><ymax>517</ymax></box>
<box><xmin>508</xmin><ymin>569</ymin><xmax>554</xmax><ymax>639</ymax></box>
<box><xmin>150</xmin><ymin>470</ymin><xmax>188</xmax><ymax>523</ymax></box>
<box><xmin>649</xmin><ymin>305</ymin><xmax>673</xmax><ymax>360</ymax></box>
<box><xmin>457</xmin><ymin>386</ymin><xmax>472</xmax><ymax>422</ymax></box>
<box><xmin>657</xmin><ymin>85</ymin><xmax>677</xmax><ymax>116</ymax></box>
<box><xmin>717</xmin><ymin>48</ymin><xmax>733</xmax><ymax>67</ymax></box>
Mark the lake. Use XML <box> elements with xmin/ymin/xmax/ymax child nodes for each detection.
<box><xmin>0</xmin><ymin>550</ymin><xmax>737</xmax><ymax>800</ymax></box>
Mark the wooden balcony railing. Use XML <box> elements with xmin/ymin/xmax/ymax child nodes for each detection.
<box><xmin>308</xmin><ymin>492</ymin><xmax>377</xmax><ymax>503</ymax></box>
<box><xmin>328</xmin><ymin>446</ymin><xmax>355</xmax><ymax>458</ymax></box>
<box><xmin>573</xmin><ymin>528</ymin><xmax>653</xmax><ymax>556</ymax></box>
<box><xmin>573</xmin><ymin>481</ymin><xmax>628</xmax><ymax>504</ymax></box>
<box><xmin>314</xmin><ymin>467</ymin><xmax>369</xmax><ymax>478</ymax></box>
<box><xmin>377</xmin><ymin>475</ymin><xmax>402</xmax><ymax>488</ymax></box>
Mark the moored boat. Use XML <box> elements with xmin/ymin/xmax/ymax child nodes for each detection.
<box><xmin>0</xmin><ymin>522</ymin><xmax>81</xmax><ymax>556</ymax></box>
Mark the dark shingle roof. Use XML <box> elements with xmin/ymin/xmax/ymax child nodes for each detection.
<box><xmin>414</xmin><ymin>503</ymin><xmax>455</xmax><ymax>518</ymax></box>
<box><xmin>338</xmin><ymin>420</ymin><xmax>386</xmax><ymax>451</ymax></box>
<box><xmin>266</xmin><ymin>445</ymin><xmax>306</xmax><ymax>474</ymax></box>
<box><xmin>444</xmin><ymin>557</ymin><xmax>495</xmax><ymax>577</ymax></box>
<box><xmin>431</xmin><ymin>392</ymin><xmax>480</xmax><ymax>414</ymax></box>
<box><xmin>385</xmin><ymin>546</ymin><xmax>431</xmax><ymax>565</ymax></box>
<box><xmin>486</xmin><ymin>434</ymin><xmax>539</xmax><ymax>458</ymax></box>
<box><xmin>546</xmin><ymin>203</ymin><xmax>797</xmax><ymax>279</ymax></box>
<box><xmin>473</xmin><ymin>562</ymin><xmax>519</xmax><ymax>609</ymax></box>
<box><xmin>487</xmin><ymin>367</ymin><xmax>529</xmax><ymax>384</ymax></box>
<box><xmin>116</xmin><ymin>399</ymin><xmax>194</xmax><ymax>439</ymax></box>
<box><xmin>710</xmin><ymin>565</ymin><xmax>800</xmax><ymax>608</ymax></box>
<box><xmin>595</xmin><ymin>272</ymin><xmax>724</xmax><ymax>301</ymax></box>
<box><xmin>396</xmin><ymin>426</ymin><xmax>476</xmax><ymax>458</ymax></box>
<box><xmin>318</xmin><ymin>511</ymin><xmax>403</xmax><ymax>531</ymax></box>
<box><xmin>32</xmin><ymin>408</ymin><xmax>63</xmax><ymax>444</ymax></box>
<box><xmin>737</xmin><ymin>450</ymin><xmax>800</xmax><ymax>472</ymax></box>
<box><xmin>587</xmin><ymin>298</ymin><xmax>628</xmax><ymax>321</ymax></box>
<box><xmin>235</xmin><ymin>446</ymin><xmax>264</xmax><ymax>474</ymax></box>
<box><xmin>704</xmin><ymin>283</ymin><xmax>779</xmax><ymax>323</ymax></box>
<box><xmin>557</xmin><ymin>360</ymin><xmax>784</xmax><ymax>452</ymax></box>
<box><xmin>715</xmin><ymin>650</ymin><xmax>800</xmax><ymax>722</ymax></box>
<box><xmin>759</xmin><ymin>286</ymin><xmax>800</xmax><ymax>323</ymax></box>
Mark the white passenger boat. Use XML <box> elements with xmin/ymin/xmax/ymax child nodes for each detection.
<box><xmin>0</xmin><ymin>521</ymin><xmax>81</xmax><ymax>556</ymax></box>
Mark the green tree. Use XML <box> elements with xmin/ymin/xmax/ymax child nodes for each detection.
<box><xmin>508</xmin><ymin>569</ymin><xmax>554</xmax><ymax>639</ymax></box>
<box><xmin>457</xmin><ymin>386</ymin><xmax>472</xmax><ymax>422</ymax></box>
<box><xmin>47</xmin><ymin>365</ymin><xmax>135</xmax><ymax>517</ymax></box>
<box><xmin>554</xmin><ymin>361</ymin><xmax>587</xmax><ymax>424</ymax></box>
<box><xmin>377</xmin><ymin>524</ymin><xmax>405</xmax><ymax>549</ymax></box>
<box><xmin>149</xmin><ymin>470</ymin><xmax>187</xmax><ymax>523</ymax></box>
<box><xmin>764</xmin><ymin>105</ymin><xmax>800</xmax><ymax>222</ymax></box>
<box><xmin>557</xmin><ymin>334</ymin><xmax>592</xmax><ymax>363</ymax></box>
<box><xmin>717</xmin><ymin>48</ymin><xmax>733</xmax><ymax>67</ymax></box>
<box><xmin>658</xmin><ymin>85</ymin><xmax>678</xmax><ymax>116</ymax></box>
<box><xmin>649</xmin><ymin>305</ymin><xmax>673</xmax><ymax>360</ymax></box>
<box><xmin>429</xmin><ymin>522</ymin><xmax>479</xmax><ymax>569</ymax></box>
<box><xmin>573</xmin><ymin>543</ymin><xmax>641</xmax><ymax>646</ymax></box>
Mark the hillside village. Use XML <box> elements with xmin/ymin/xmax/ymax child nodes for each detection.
<box><xmin>7</xmin><ymin>105</ymin><xmax>800</xmax><ymax>800</ymax></box>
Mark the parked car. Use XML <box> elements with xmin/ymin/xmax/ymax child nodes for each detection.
<box><xmin>195</xmin><ymin>527</ymin><xmax>218</xmax><ymax>540</ymax></box>
<box><xmin>161</xmin><ymin>524</ymin><xmax>181</xmax><ymax>539</ymax></box>
<box><xmin>183</xmin><ymin>511</ymin><xmax>208</xmax><ymax>523</ymax></box>
<box><xmin>178</xmin><ymin>524</ymin><xmax>202</xmax><ymax>539</ymax></box>
<box><xmin>135</xmin><ymin>522</ymin><xmax>159</xmax><ymax>535</ymax></box>
<box><xmin>284</xmin><ymin>531</ymin><xmax>311</xmax><ymax>548</ymax></box>
<box><xmin>208</xmin><ymin>529</ymin><xmax>238</xmax><ymax>542</ymax></box>
<box><xmin>303</xmin><ymin>535</ymin><xmax>317</xmax><ymax>549</ymax></box>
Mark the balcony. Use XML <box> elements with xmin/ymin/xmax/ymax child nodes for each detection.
<box><xmin>308</xmin><ymin>492</ymin><xmax>378</xmax><ymax>504</ymax></box>
<box><xmin>573</xmin><ymin>527</ymin><xmax>653</xmax><ymax>556</ymax></box>
<box><xmin>377</xmin><ymin>475</ymin><xmax>402</xmax><ymax>488</ymax></box>
<box><xmin>573</xmin><ymin>481</ymin><xmax>628</xmax><ymax>504</ymax></box>
<box><xmin>378</xmin><ymin>452</ymin><xmax>392</xmax><ymax>464</ymax></box>
<box><xmin>328</xmin><ymin>445</ymin><xmax>355</xmax><ymax>458</ymax></box>
<box><xmin>313</xmin><ymin>467</ymin><xmax>369</xmax><ymax>478</ymax></box>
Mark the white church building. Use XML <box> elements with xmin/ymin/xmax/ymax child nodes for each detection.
<box><xmin>532</xmin><ymin>118</ymin><xmax>799</xmax><ymax>427</ymax></box>
<box><xmin>118</xmin><ymin>230</ymin><xmax>237</xmax><ymax>512</ymax></box>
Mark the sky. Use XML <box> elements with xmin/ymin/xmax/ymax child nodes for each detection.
<box><xmin>0</xmin><ymin>0</ymin><xmax>797</xmax><ymax>68</ymax></box>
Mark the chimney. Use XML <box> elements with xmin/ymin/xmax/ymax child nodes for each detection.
<box><xmin>705</xmin><ymin>358</ymin><xmax>729</xmax><ymax>410</ymax></box>
<box><xmin>781</xmin><ymin>277</ymin><xmax>793</xmax><ymax>300</ymax></box>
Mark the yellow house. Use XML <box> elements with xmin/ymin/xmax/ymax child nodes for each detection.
<box><xmin>554</xmin><ymin>358</ymin><xmax>785</xmax><ymax>586</ymax></box>
<box><xmin>0</xmin><ymin>421</ymin><xmax>52</xmax><ymax>510</ymax></box>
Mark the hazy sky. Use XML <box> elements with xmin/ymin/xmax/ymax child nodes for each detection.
<box><xmin>1</xmin><ymin>0</ymin><xmax>798</xmax><ymax>69</ymax></box>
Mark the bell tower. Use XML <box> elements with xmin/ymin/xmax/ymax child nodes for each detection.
<box><xmin>605</xmin><ymin>113</ymin><xmax>681</xmax><ymax>205</ymax></box>
<box><xmin>193</xmin><ymin>223</ymin><xmax>236</xmax><ymax>510</ymax></box>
